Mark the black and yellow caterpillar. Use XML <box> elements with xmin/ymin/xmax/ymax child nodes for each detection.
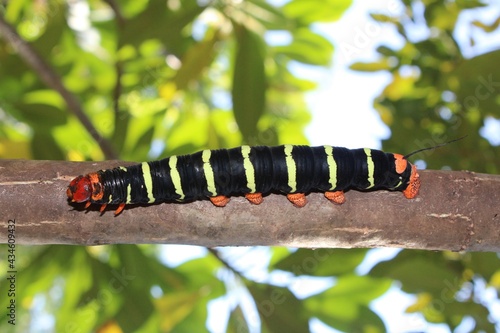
<box><xmin>67</xmin><ymin>145</ymin><xmax>421</xmax><ymax>215</ymax></box>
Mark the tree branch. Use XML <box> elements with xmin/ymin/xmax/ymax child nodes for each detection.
<box><xmin>0</xmin><ymin>14</ymin><xmax>118</xmax><ymax>159</ymax></box>
<box><xmin>0</xmin><ymin>159</ymin><xmax>498</xmax><ymax>251</ymax></box>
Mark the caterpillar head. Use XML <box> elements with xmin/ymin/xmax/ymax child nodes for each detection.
<box><xmin>67</xmin><ymin>173</ymin><xmax>104</xmax><ymax>203</ymax></box>
<box><xmin>395</xmin><ymin>136</ymin><xmax>465</xmax><ymax>199</ymax></box>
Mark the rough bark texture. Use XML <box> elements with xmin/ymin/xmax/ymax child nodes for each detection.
<box><xmin>0</xmin><ymin>159</ymin><xmax>498</xmax><ymax>251</ymax></box>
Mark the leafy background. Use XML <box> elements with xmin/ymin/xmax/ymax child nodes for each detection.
<box><xmin>0</xmin><ymin>0</ymin><xmax>499</xmax><ymax>332</ymax></box>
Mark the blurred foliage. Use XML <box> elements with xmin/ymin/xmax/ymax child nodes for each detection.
<box><xmin>351</xmin><ymin>1</ymin><xmax>500</xmax><ymax>332</ymax></box>
<box><xmin>0</xmin><ymin>0</ymin><xmax>499</xmax><ymax>333</ymax></box>
<box><xmin>0</xmin><ymin>0</ymin><xmax>338</xmax><ymax>161</ymax></box>
<box><xmin>351</xmin><ymin>0</ymin><xmax>500</xmax><ymax>174</ymax></box>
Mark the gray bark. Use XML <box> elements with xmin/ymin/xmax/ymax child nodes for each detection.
<box><xmin>0</xmin><ymin>159</ymin><xmax>498</xmax><ymax>251</ymax></box>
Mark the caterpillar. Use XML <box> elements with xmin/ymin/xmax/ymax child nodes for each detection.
<box><xmin>67</xmin><ymin>144</ymin><xmax>428</xmax><ymax>215</ymax></box>
<box><xmin>68</xmin><ymin>136</ymin><xmax>466</xmax><ymax>215</ymax></box>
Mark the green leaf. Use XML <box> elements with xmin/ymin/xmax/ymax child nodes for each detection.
<box><xmin>23</xmin><ymin>89</ymin><xmax>66</xmax><ymax>109</ymax></box>
<box><xmin>444</xmin><ymin>301</ymin><xmax>494</xmax><ymax>332</ymax></box>
<box><xmin>122</xmin><ymin>0</ymin><xmax>206</xmax><ymax>53</ymax></box>
<box><xmin>447</xmin><ymin>49</ymin><xmax>500</xmax><ymax>116</ymax></box>
<box><xmin>133</xmin><ymin>126</ymin><xmax>156</xmax><ymax>158</ymax></box>
<box><xmin>369</xmin><ymin>13</ymin><xmax>398</xmax><ymax>23</ymax></box>
<box><xmin>232</xmin><ymin>25</ymin><xmax>267</xmax><ymax>142</ymax></box>
<box><xmin>456</xmin><ymin>0</ymin><xmax>488</xmax><ymax>9</ymax></box>
<box><xmin>315</xmin><ymin>305</ymin><xmax>386</xmax><ymax>333</ymax></box>
<box><xmin>226</xmin><ymin>305</ymin><xmax>249</xmax><ymax>333</ymax></box>
<box><xmin>176</xmin><ymin>255</ymin><xmax>223</xmax><ymax>289</ymax></box>
<box><xmin>16</xmin><ymin>246</ymin><xmax>75</xmax><ymax>300</ymax></box>
<box><xmin>275</xmin><ymin>29</ymin><xmax>333</xmax><ymax>66</ymax></box>
<box><xmin>111</xmin><ymin>111</ymin><xmax>130</xmax><ymax>154</ymax></box>
<box><xmin>471</xmin><ymin>16</ymin><xmax>500</xmax><ymax>33</ymax></box>
<box><xmin>350</xmin><ymin>59</ymin><xmax>394</xmax><ymax>72</ymax></box>
<box><xmin>4</xmin><ymin>0</ymin><xmax>26</xmax><ymax>22</ymax></box>
<box><xmin>269</xmin><ymin>248</ymin><xmax>293</xmax><ymax>268</ymax></box>
<box><xmin>209</xmin><ymin>110</ymin><xmax>244</xmax><ymax>148</ymax></box>
<box><xmin>321</xmin><ymin>275</ymin><xmax>392</xmax><ymax>305</ymax></box>
<box><xmin>352</xmin><ymin>306</ymin><xmax>386</xmax><ymax>333</ymax></box>
<box><xmin>115</xmin><ymin>245</ymin><xmax>187</xmax><ymax>292</ymax></box>
<box><xmin>370</xmin><ymin>251</ymin><xmax>464</xmax><ymax>296</ymax></box>
<box><xmin>170</xmin><ymin>256</ymin><xmax>225</xmax><ymax>332</ymax></box>
<box><xmin>31</xmin><ymin>131</ymin><xmax>65</xmax><ymax>159</ymax></box>
<box><xmin>280</xmin><ymin>71</ymin><xmax>317</xmax><ymax>91</ymax></box>
<box><xmin>77</xmin><ymin>251</ymin><xmax>121</xmax><ymax>308</ymax></box>
<box><xmin>230</xmin><ymin>0</ymin><xmax>290</xmax><ymax>30</ymax></box>
<box><xmin>272</xmin><ymin>248</ymin><xmax>367</xmax><ymax>276</ymax></box>
<box><xmin>0</xmin><ymin>139</ymin><xmax>31</xmax><ymax>159</ymax></box>
<box><xmin>155</xmin><ymin>290</ymin><xmax>203</xmax><ymax>332</ymax></box>
<box><xmin>463</xmin><ymin>252</ymin><xmax>500</xmax><ymax>282</ymax></box>
<box><xmin>121</xmin><ymin>114</ymin><xmax>161</xmax><ymax>160</ymax></box>
<box><xmin>305</xmin><ymin>276</ymin><xmax>389</xmax><ymax>332</ymax></box>
<box><xmin>247</xmin><ymin>283</ymin><xmax>310</xmax><ymax>333</ymax></box>
<box><xmin>424</xmin><ymin>2</ymin><xmax>459</xmax><ymax>31</ymax></box>
<box><xmin>29</xmin><ymin>2</ymin><xmax>65</xmax><ymax>48</ymax></box>
<box><xmin>17</xmin><ymin>102</ymin><xmax>67</xmax><ymax>128</ymax></box>
<box><xmin>114</xmin><ymin>245</ymin><xmax>156</xmax><ymax>331</ymax></box>
<box><xmin>55</xmin><ymin>249</ymin><xmax>96</xmax><ymax>332</ymax></box>
<box><xmin>164</xmin><ymin>113</ymin><xmax>210</xmax><ymax>155</ymax></box>
<box><xmin>174</xmin><ymin>30</ymin><xmax>220</xmax><ymax>91</ymax></box>
<box><xmin>0</xmin><ymin>247</ymin><xmax>97</xmax><ymax>332</ymax></box>
<box><xmin>284</xmin><ymin>0</ymin><xmax>353</xmax><ymax>23</ymax></box>
<box><xmin>376</xmin><ymin>45</ymin><xmax>397</xmax><ymax>57</ymax></box>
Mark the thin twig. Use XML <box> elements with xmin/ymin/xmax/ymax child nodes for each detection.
<box><xmin>102</xmin><ymin>0</ymin><xmax>125</xmax><ymax>139</ymax></box>
<box><xmin>103</xmin><ymin>0</ymin><xmax>126</xmax><ymax>28</ymax></box>
<box><xmin>208</xmin><ymin>248</ymin><xmax>246</xmax><ymax>280</ymax></box>
<box><xmin>0</xmin><ymin>14</ymin><xmax>118</xmax><ymax>159</ymax></box>
<box><xmin>112</xmin><ymin>61</ymin><xmax>123</xmax><ymax>119</ymax></box>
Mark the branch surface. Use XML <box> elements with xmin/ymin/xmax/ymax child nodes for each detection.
<box><xmin>0</xmin><ymin>159</ymin><xmax>498</xmax><ymax>251</ymax></box>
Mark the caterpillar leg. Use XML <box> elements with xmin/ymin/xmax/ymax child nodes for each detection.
<box><xmin>287</xmin><ymin>193</ymin><xmax>307</xmax><ymax>207</ymax></box>
<box><xmin>324</xmin><ymin>191</ymin><xmax>346</xmax><ymax>204</ymax></box>
<box><xmin>402</xmin><ymin>164</ymin><xmax>420</xmax><ymax>199</ymax></box>
<box><xmin>245</xmin><ymin>192</ymin><xmax>263</xmax><ymax>205</ymax></box>
<box><xmin>114</xmin><ymin>203</ymin><xmax>126</xmax><ymax>216</ymax></box>
<box><xmin>100</xmin><ymin>203</ymin><xmax>107</xmax><ymax>213</ymax></box>
<box><xmin>209</xmin><ymin>195</ymin><xmax>230</xmax><ymax>207</ymax></box>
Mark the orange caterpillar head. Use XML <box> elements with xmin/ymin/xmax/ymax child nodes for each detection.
<box><xmin>395</xmin><ymin>136</ymin><xmax>466</xmax><ymax>199</ymax></box>
<box><xmin>67</xmin><ymin>173</ymin><xmax>104</xmax><ymax>203</ymax></box>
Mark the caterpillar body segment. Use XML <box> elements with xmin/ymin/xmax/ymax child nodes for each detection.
<box><xmin>67</xmin><ymin>145</ymin><xmax>420</xmax><ymax>215</ymax></box>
